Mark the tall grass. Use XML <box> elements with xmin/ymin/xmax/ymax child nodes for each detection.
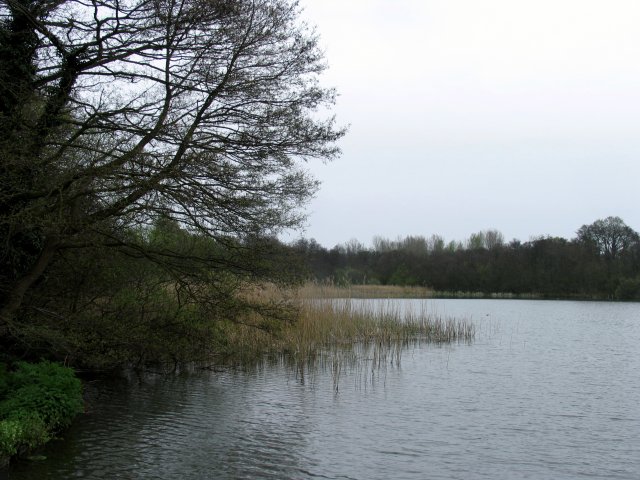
<box><xmin>218</xmin><ymin>294</ymin><xmax>474</xmax><ymax>373</ymax></box>
<box><xmin>291</xmin><ymin>299</ymin><xmax>473</xmax><ymax>350</ymax></box>
<box><xmin>299</xmin><ymin>283</ymin><xmax>435</xmax><ymax>299</ymax></box>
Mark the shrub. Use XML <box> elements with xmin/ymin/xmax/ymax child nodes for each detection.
<box><xmin>0</xmin><ymin>413</ymin><xmax>49</xmax><ymax>458</ymax></box>
<box><xmin>615</xmin><ymin>277</ymin><xmax>640</xmax><ymax>300</ymax></box>
<box><xmin>0</xmin><ymin>361</ymin><xmax>82</xmax><ymax>465</ymax></box>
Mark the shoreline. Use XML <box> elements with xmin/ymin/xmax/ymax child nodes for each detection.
<box><xmin>299</xmin><ymin>283</ymin><xmax>628</xmax><ymax>302</ymax></box>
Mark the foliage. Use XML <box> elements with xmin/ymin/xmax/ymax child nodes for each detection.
<box><xmin>615</xmin><ymin>277</ymin><xmax>640</xmax><ymax>300</ymax></box>
<box><xmin>293</xmin><ymin>217</ymin><xmax>640</xmax><ymax>299</ymax></box>
<box><xmin>0</xmin><ymin>361</ymin><xmax>82</xmax><ymax>465</ymax></box>
<box><xmin>3</xmin><ymin>219</ymin><xmax>305</xmax><ymax>368</ymax></box>
<box><xmin>0</xmin><ymin>0</ymin><xmax>343</xmax><ymax>351</ymax></box>
<box><xmin>0</xmin><ymin>361</ymin><xmax>83</xmax><ymax>429</ymax></box>
<box><xmin>576</xmin><ymin>217</ymin><xmax>640</xmax><ymax>259</ymax></box>
<box><xmin>0</xmin><ymin>413</ymin><xmax>49</xmax><ymax>460</ymax></box>
<box><xmin>0</xmin><ymin>0</ymin><xmax>342</xmax><ymax>366</ymax></box>
<box><xmin>0</xmin><ymin>363</ymin><xmax>7</xmax><ymax>398</ymax></box>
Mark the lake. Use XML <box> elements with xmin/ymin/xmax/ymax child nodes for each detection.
<box><xmin>8</xmin><ymin>299</ymin><xmax>640</xmax><ymax>479</ymax></box>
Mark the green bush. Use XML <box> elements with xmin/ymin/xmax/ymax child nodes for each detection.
<box><xmin>0</xmin><ymin>419</ymin><xmax>23</xmax><ymax>458</ymax></box>
<box><xmin>615</xmin><ymin>277</ymin><xmax>640</xmax><ymax>300</ymax></box>
<box><xmin>0</xmin><ymin>361</ymin><xmax>82</xmax><ymax>464</ymax></box>
<box><xmin>0</xmin><ymin>413</ymin><xmax>49</xmax><ymax>458</ymax></box>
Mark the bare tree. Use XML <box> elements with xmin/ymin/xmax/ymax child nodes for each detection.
<box><xmin>401</xmin><ymin>235</ymin><xmax>428</xmax><ymax>256</ymax></box>
<box><xmin>427</xmin><ymin>234</ymin><xmax>444</xmax><ymax>253</ymax></box>
<box><xmin>465</xmin><ymin>230</ymin><xmax>503</xmax><ymax>250</ymax></box>
<box><xmin>483</xmin><ymin>229</ymin><xmax>504</xmax><ymax>250</ymax></box>
<box><xmin>466</xmin><ymin>231</ymin><xmax>485</xmax><ymax>250</ymax></box>
<box><xmin>0</xmin><ymin>0</ymin><xmax>344</xmax><ymax>332</ymax></box>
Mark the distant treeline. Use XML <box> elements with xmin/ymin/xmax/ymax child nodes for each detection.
<box><xmin>290</xmin><ymin>216</ymin><xmax>640</xmax><ymax>300</ymax></box>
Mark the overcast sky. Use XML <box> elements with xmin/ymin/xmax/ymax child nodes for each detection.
<box><xmin>292</xmin><ymin>0</ymin><xmax>640</xmax><ymax>248</ymax></box>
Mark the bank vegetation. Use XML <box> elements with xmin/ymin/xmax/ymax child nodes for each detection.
<box><xmin>0</xmin><ymin>0</ymin><xmax>343</xmax><ymax>465</ymax></box>
<box><xmin>293</xmin><ymin>216</ymin><xmax>640</xmax><ymax>301</ymax></box>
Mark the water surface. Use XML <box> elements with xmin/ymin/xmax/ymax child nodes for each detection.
<box><xmin>9</xmin><ymin>299</ymin><xmax>640</xmax><ymax>479</ymax></box>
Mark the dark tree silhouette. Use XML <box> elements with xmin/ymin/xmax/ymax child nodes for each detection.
<box><xmin>0</xmin><ymin>0</ymin><xmax>344</xmax><ymax>335</ymax></box>
<box><xmin>576</xmin><ymin>216</ymin><xmax>640</xmax><ymax>259</ymax></box>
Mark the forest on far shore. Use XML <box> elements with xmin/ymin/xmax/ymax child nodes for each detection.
<box><xmin>291</xmin><ymin>216</ymin><xmax>640</xmax><ymax>300</ymax></box>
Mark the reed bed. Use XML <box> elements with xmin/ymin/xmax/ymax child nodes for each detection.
<box><xmin>299</xmin><ymin>283</ymin><xmax>435</xmax><ymax>299</ymax></box>
<box><xmin>219</xmin><ymin>296</ymin><xmax>474</xmax><ymax>368</ymax></box>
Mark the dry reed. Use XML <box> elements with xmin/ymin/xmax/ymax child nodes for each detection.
<box><xmin>299</xmin><ymin>283</ymin><xmax>435</xmax><ymax>299</ymax></box>
<box><xmin>219</xmin><ymin>292</ymin><xmax>474</xmax><ymax>368</ymax></box>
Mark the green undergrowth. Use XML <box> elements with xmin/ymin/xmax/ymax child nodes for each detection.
<box><xmin>0</xmin><ymin>361</ymin><xmax>83</xmax><ymax>468</ymax></box>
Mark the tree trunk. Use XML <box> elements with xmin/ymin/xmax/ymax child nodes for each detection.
<box><xmin>0</xmin><ymin>236</ymin><xmax>59</xmax><ymax>337</ymax></box>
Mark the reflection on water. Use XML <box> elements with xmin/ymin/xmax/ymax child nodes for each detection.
<box><xmin>8</xmin><ymin>300</ymin><xmax>640</xmax><ymax>480</ymax></box>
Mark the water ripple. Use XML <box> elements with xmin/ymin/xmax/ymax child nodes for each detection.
<box><xmin>8</xmin><ymin>299</ymin><xmax>640</xmax><ymax>480</ymax></box>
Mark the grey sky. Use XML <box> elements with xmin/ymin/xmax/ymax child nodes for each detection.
<box><xmin>293</xmin><ymin>0</ymin><xmax>640</xmax><ymax>248</ymax></box>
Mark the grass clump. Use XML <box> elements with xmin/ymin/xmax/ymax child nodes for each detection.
<box><xmin>217</xmin><ymin>296</ymin><xmax>474</xmax><ymax>366</ymax></box>
<box><xmin>300</xmin><ymin>283</ymin><xmax>435</xmax><ymax>299</ymax></box>
<box><xmin>285</xmin><ymin>299</ymin><xmax>473</xmax><ymax>354</ymax></box>
<box><xmin>0</xmin><ymin>361</ymin><xmax>83</xmax><ymax>467</ymax></box>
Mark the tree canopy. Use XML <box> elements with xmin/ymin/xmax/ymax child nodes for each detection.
<box><xmin>0</xmin><ymin>0</ymin><xmax>344</xmax><ymax>362</ymax></box>
<box><xmin>576</xmin><ymin>216</ymin><xmax>639</xmax><ymax>259</ymax></box>
<box><xmin>294</xmin><ymin>218</ymin><xmax>640</xmax><ymax>300</ymax></box>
